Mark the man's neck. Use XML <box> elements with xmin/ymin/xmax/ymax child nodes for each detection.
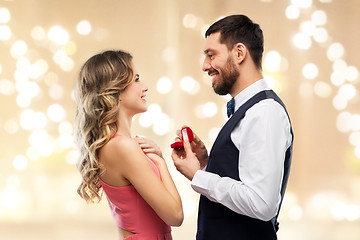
<box><xmin>230</xmin><ymin>71</ymin><xmax>263</xmax><ymax>97</ymax></box>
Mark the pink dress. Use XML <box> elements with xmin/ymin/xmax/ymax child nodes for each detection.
<box><xmin>99</xmin><ymin>138</ymin><xmax>172</xmax><ymax>240</ymax></box>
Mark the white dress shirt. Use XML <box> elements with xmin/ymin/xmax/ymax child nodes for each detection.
<box><xmin>191</xmin><ymin>79</ymin><xmax>292</xmax><ymax>221</ymax></box>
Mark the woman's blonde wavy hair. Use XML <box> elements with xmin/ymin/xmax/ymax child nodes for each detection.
<box><xmin>74</xmin><ymin>50</ymin><xmax>134</xmax><ymax>203</ymax></box>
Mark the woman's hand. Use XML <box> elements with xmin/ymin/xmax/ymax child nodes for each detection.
<box><xmin>134</xmin><ymin>136</ymin><xmax>163</xmax><ymax>158</ymax></box>
<box><xmin>146</xmin><ymin>152</ymin><xmax>166</xmax><ymax>167</ymax></box>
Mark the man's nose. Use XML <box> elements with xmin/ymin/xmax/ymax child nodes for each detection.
<box><xmin>202</xmin><ymin>59</ymin><xmax>211</xmax><ymax>72</ymax></box>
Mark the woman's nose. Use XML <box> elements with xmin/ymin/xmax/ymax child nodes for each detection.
<box><xmin>143</xmin><ymin>84</ymin><xmax>148</xmax><ymax>92</ymax></box>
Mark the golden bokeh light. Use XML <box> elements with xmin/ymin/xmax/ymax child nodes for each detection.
<box><xmin>1</xmin><ymin>0</ymin><xmax>360</xmax><ymax>239</ymax></box>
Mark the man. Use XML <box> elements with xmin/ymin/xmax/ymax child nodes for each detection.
<box><xmin>172</xmin><ymin>15</ymin><xmax>294</xmax><ymax>240</ymax></box>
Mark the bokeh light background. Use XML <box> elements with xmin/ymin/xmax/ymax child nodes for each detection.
<box><xmin>1</xmin><ymin>0</ymin><xmax>360</xmax><ymax>239</ymax></box>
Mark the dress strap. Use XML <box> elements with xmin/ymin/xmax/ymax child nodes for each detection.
<box><xmin>111</xmin><ymin>133</ymin><xmax>122</xmax><ymax>138</ymax></box>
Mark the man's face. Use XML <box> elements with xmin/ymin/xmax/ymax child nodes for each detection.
<box><xmin>202</xmin><ymin>32</ymin><xmax>239</xmax><ymax>95</ymax></box>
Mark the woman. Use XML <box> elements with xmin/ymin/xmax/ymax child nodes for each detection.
<box><xmin>74</xmin><ymin>50</ymin><xmax>183</xmax><ymax>239</ymax></box>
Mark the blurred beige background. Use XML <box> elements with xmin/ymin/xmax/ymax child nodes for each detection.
<box><xmin>1</xmin><ymin>0</ymin><xmax>360</xmax><ymax>239</ymax></box>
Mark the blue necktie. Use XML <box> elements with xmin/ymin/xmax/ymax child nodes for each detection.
<box><xmin>226</xmin><ymin>98</ymin><xmax>235</xmax><ymax>118</ymax></box>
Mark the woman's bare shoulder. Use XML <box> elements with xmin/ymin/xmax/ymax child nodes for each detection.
<box><xmin>100</xmin><ymin>135</ymin><xmax>144</xmax><ymax>166</ymax></box>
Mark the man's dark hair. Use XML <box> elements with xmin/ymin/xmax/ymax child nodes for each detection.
<box><xmin>205</xmin><ymin>15</ymin><xmax>264</xmax><ymax>70</ymax></box>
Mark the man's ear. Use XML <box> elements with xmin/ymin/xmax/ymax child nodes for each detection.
<box><xmin>234</xmin><ymin>43</ymin><xmax>247</xmax><ymax>63</ymax></box>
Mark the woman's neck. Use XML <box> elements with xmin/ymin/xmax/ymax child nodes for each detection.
<box><xmin>117</xmin><ymin>113</ymin><xmax>133</xmax><ymax>138</ymax></box>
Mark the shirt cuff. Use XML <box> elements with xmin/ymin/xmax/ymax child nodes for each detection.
<box><xmin>191</xmin><ymin>170</ymin><xmax>213</xmax><ymax>196</ymax></box>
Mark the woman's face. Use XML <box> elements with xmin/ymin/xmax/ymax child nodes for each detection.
<box><xmin>119</xmin><ymin>63</ymin><xmax>149</xmax><ymax>116</ymax></box>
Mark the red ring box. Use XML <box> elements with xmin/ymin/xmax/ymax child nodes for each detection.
<box><xmin>170</xmin><ymin>127</ymin><xmax>193</xmax><ymax>148</ymax></box>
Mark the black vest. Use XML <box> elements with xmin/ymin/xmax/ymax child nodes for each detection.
<box><xmin>196</xmin><ymin>90</ymin><xmax>294</xmax><ymax>240</ymax></box>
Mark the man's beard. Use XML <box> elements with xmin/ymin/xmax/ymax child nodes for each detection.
<box><xmin>212</xmin><ymin>57</ymin><xmax>239</xmax><ymax>95</ymax></box>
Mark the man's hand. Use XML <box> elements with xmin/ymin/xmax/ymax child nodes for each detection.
<box><xmin>189</xmin><ymin>130</ymin><xmax>209</xmax><ymax>169</ymax></box>
<box><xmin>172</xmin><ymin>138</ymin><xmax>202</xmax><ymax>181</ymax></box>
<box><xmin>174</xmin><ymin>126</ymin><xmax>209</xmax><ymax>169</ymax></box>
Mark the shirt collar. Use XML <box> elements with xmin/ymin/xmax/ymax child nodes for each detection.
<box><xmin>233</xmin><ymin>78</ymin><xmax>271</xmax><ymax>111</ymax></box>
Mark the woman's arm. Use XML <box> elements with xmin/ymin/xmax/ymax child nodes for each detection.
<box><xmin>104</xmin><ymin>137</ymin><xmax>183</xmax><ymax>226</ymax></box>
<box><xmin>146</xmin><ymin>152</ymin><xmax>183</xmax><ymax>222</ymax></box>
